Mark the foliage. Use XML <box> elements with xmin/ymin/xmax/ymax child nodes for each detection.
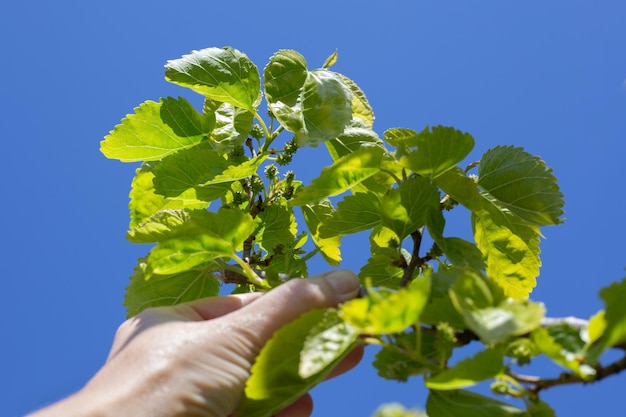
<box><xmin>101</xmin><ymin>46</ymin><xmax>626</xmax><ymax>416</ymax></box>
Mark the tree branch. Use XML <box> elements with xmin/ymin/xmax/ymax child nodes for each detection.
<box><xmin>507</xmin><ymin>352</ymin><xmax>626</xmax><ymax>395</ymax></box>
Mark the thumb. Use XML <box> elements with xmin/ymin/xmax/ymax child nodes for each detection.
<box><xmin>229</xmin><ymin>270</ymin><xmax>360</xmax><ymax>346</ymax></box>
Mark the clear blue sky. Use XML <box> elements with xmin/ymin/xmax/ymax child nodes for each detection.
<box><xmin>1</xmin><ymin>1</ymin><xmax>625</xmax><ymax>416</ymax></box>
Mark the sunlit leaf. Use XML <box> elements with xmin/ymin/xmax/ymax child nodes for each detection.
<box><xmin>124</xmin><ymin>258</ymin><xmax>220</xmax><ymax>317</ymax></box>
<box><xmin>340</xmin><ymin>277</ymin><xmax>430</xmax><ymax>335</ymax></box>
<box><xmin>426</xmin><ymin>347</ymin><xmax>504</xmax><ymax>390</ymax></box>
<box><xmin>434</xmin><ymin>167</ymin><xmax>482</xmax><ymax>211</ymax></box>
<box><xmin>371</xmin><ymin>403</ymin><xmax>426</xmax><ymax>417</ymax></box>
<box><xmin>338</xmin><ymin>74</ymin><xmax>374</xmax><ymax>127</ymax></box>
<box><xmin>472</xmin><ymin>202</ymin><xmax>541</xmax><ymax>299</ymax></box>
<box><xmin>241</xmin><ymin>308</ymin><xmax>359</xmax><ymax>417</ymax></box>
<box><xmin>399</xmin><ymin>126</ymin><xmax>474</xmax><ymax>179</ymax></box>
<box><xmin>165</xmin><ymin>47</ymin><xmax>261</xmax><ymax>111</ymax></box>
<box><xmin>380</xmin><ymin>175</ymin><xmax>440</xmax><ymax>240</ymax></box>
<box><xmin>426</xmin><ymin>389</ymin><xmax>526</xmax><ymax>417</ymax></box>
<box><xmin>326</xmin><ymin>118</ymin><xmax>385</xmax><ymax>161</ymax></box>
<box><xmin>479</xmin><ymin>146</ymin><xmax>564</xmax><ymax>226</ymax></box>
<box><xmin>586</xmin><ymin>277</ymin><xmax>626</xmax><ymax>362</ymax></box>
<box><xmin>264</xmin><ymin>49</ymin><xmax>308</xmax><ymax>107</ymax></box>
<box><xmin>299</xmin><ymin>309</ymin><xmax>359</xmax><ymax>378</ymax></box>
<box><xmin>374</xmin><ymin>331</ymin><xmax>438</xmax><ymax>381</ymax></box>
<box><xmin>322</xmin><ymin>49</ymin><xmax>339</xmax><ymax>69</ymax></box>
<box><xmin>532</xmin><ymin>326</ymin><xmax>595</xmax><ymax>379</ymax></box>
<box><xmin>290</xmin><ymin>147</ymin><xmax>384</xmax><ymax>205</ymax></box>
<box><xmin>128</xmin><ymin>165</ymin><xmax>208</xmax><ymax>229</ymax></box>
<box><xmin>209</xmin><ymin>101</ymin><xmax>255</xmax><ymax>150</ymax></box>
<box><xmin>301</xmin><ymin>199</ymin><xmax>342</xmax><ymax>266</ymax></box>
<box><xmin>296</xmin><ymin>69</ymin><xmax>353</xmax><ymax>146</ymax></box>
<box><xmin>101</xmin><ymin>97</ymin><xmax>214</xmax><ymax>162</ymax></box>
<box><xmin>146</xmin><ymin>208</ymin><xmax>255</xmax><ymax>275</ymax></box>
<box><xmin>255</xmin><ymin>197</ymin><xmax>297</xmax><ymax>254</ymax></box>
<box><xmin>319</xmin><ymin>192</ymin><xmax>382</xmax><ymax>237</ymax></box>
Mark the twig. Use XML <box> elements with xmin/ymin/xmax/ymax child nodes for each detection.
<box><xmin>507</xmin><ymin>353</ymin><xmax>626</xmax><ymax>394</ymax></box>
<box><xmin>400</xmin><ymin>227</ymin><xmax>425</xmax><ymax>287</ymax></box>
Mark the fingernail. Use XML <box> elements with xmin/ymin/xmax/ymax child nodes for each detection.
<box><xmin>323</xmin><ymin>270</ymin><xmax>360</xmax><ymax>302</ymax></box>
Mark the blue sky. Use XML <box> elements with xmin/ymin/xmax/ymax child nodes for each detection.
<box><xmin>1</xmin><ymin>1</ymin><xmax>625</xmax><ymax>416</ymax></box>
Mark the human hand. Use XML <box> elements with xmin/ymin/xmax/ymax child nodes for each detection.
<box><xmin>29</xmin><ymin>270</ymin><xmax>363</xmax><ymax>417</ymax></box>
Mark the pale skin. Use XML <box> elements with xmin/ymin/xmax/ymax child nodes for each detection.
<box><xmin>28</xmin><ymin>270</ymin><xmax>363</xmax><ymax>417</ymax></box>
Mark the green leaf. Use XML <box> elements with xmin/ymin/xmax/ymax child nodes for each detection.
<box><xmin>448</xmin><ymin>270</ymin><xmax>545</xmax><ymax>344</ymax></box>
<box><xmin>255</xmin><ymin>198</ymin><xmax>297</xmax><ymax>254</ymax></box>
<box><xmin>101</xmin><ymin>97</ymin><xmax>215</xmax><ymax>162</ymax></box>
<box><xmin>340</xmin><ymin>277</ymin><xmax>430</xmax><ymax>335</ymax></box>
<box><xmin>426</xmin><ymin>389</ymin><xmax>526</xmax><ymax>417</ymax></box>
<box><xmin>124</xmin><ymin>258</ymin><xmax>220</xmax><ymax>317</ymax></box>
<box><xmin>151</xmin><ymin>146</ymin><xmax>233</xmax><ymax>199</ymax></box>
<box><xmin>208</xmin><ymin>100</ymin><xmax>255</xmax><ymax>150</ymax></box>
<box><xmin>326</xmin><ymin>118</ymin><xmax>386</xmax><ymax>161</ymax></box>
<box><xmin>526</xmin><ymin>399</ymin><xmax>557</xmax><ymax>417</ymax></box>
<box><xmin>301</xmin><ymin>200</ymin><xmax>342</xmax><ymax>266</ymax></box>
<box><xmin>296</xmin><ymin>69</ymin><xmax>353</xmax><ymax>146</ymax></box>
<box><xmin>299</xmin><ymin>309</ymin><xmax>359</xmax><ymax>378</ymax></box>
<box><xmin>434</xmin><ymin>167</ymin><xmax>482</xmax><ymax>212</ymax></box>
<box><xmin>426</xmin><ymin>347</ymin><xmax>504</xmax><ymax>390</ymax></box>
<box><xmin>322</xmin><ymin>49</ymin><xmax>338</xmax><ymax>69</ymax></box>
<box><xmin>450</xmin><ymin>272</ymin><xmax>544</xmax><ymax>344</ymax></box>
<box><xmin>478</xmin><ymin>146</ymin><xmax>564</xmax><ymax>226</ymax></box>
<box><xmin>399</xmin><ymin>126</ymin><xmax>474</xmax><ymax>179</ymax></box>
<box><xmin>241</xmin><ymin>308</ymin><xmax>358</xmax><ymax>417</ymax></box>
<box><xmin>290</xmin><ymin>147</ymin><xmax>384</xmax><ymax>205</ymax></box>
<box><xmin>532</xmin><ymin>326</ymin><xmax>595</xmax><ymax>379</ymax></box>
<box><xmin>128</xmin><ymin>165</ymin><xmax>209</xmax><ymax>229</ymax></box>
<box><xmin>586</xmin><ymin>278</ymin><xmax>626</xmax><ymax>362</ymax></box>
<box><xmin>384</xmin><ymin>128</ymin><xmax>419</xmax><ymax>148</ymax></box>
<box><xmin>165</xmin><ymin>47</ymin><xmax>261</xmax><ymax>111</ymax></box>
<box><xmin>206</xmin><ymin>154</ymin><xmax>268</xmax><ymax>184</ymax></box>
<box><xmin>380</xmin><ymin>176</ymin><xmax>441</xmax><ymax>240</ymax></box>
<box><xmin>319</xmin><ymin>192</ymin><xmax>382</xmax><ymax>237</ymax></box>
<box><xmin>472</xmin><ymin>202</ymin><xmax>541</xmax><ymax>299</ymax></box>
<box><xmin>374</xmin><ymin>331</ymin><xmax>438</xmax><ymax>381</ymax></box>
<box><xmin>127</xmin><ymin>209</ymin><xmax>191</xmax><ymax>243</ymax></box>
<box><xmin>146</xmin><ymin>209</ymin><xmax>255</xmax><ymax>275</ymax></box>
<box><xmin>264</xmin><ymin>49</ymin><xmax>308</xmax><ymax>107</ymax></box>
<box><xmin>339</xmin><ymin>74</ymin><xmax>374</xmax><ymax>127</ymax></box>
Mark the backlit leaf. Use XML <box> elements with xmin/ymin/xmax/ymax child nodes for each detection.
<box><xmin>290</xmin><ymin>147</ymin><xmax>384</xmax><ymax>205</ymax></box>
<box><xmin>434</xmin><ymin>167</ymin><xmax>482</xmax><ymax>212</ymax></box>
<box><xmin>479</xmin><ymin>146</ymin><xmax>564</xmax><ymax>226</ymax></box>
<box><xmin>532</xmin><ymin>326</ymin><xmax>595</xmax><ymax>379</ymax></box>
<box><xmin>586</xmin><ymin>278</ymin><xmax>626</xmax><ymax>362</ymax></box>
<box><xmin>146</xmin><ymin>209</ymin><xmax>255</xmax><ymax>275</ymax></box>
<box><xmin>124</xmin><ymin>258</ymin><xmax>220</xmax><ymax>317</ymax></box>
<box><xmin>380</xmin><ymin>176</ymin><xmax>441</xmax><ymax>240</ymax></box>
<box><xmin>301</xmin><ymin>200</ymin><xmax>342</xmax><ymax>266</ymax></box>
<box><xmin>165</xmin><ymin>47</ymin><xmax>261</xmax><ymax>111</ymax></box>
<box><xmin>319</xmin><ymin>192</ymin><xmax>382</xmax><ymax>237</ymax></box>
<box><xmin>399</xmin><ymin>126</ymin><xmax>474</xmax><ymax>179</ymax></box>
<box><xmin>426</xmin><ymin>389</ymin><xmax>526</xmax><ymax>417</ymax></box>
<box><xmin>339</xmin><ymin>74</ymin><xmax>374</xmax><ymax>127</ymax></box>
<box><xmin>101</xmin><ymin>97</ymin><xmax>214</xmax><ymax>162</ymax></box>
<box><xmin>472</xmin><ymin>201</ymin><xmax>541</xmax><ymax>299</ymax></box>
<box><xmin>255</xmin><ymin>198</ymin><xmax>297</xmax><ymax>254</ymax></box>
<box><xmin>128</xmin><ymin>165</ymin><xmax>209</xmax><ymax>229</ymax></box>
<box><xmin>296</xmin><ymin>69</ymin><xmax>353</xmax><ymax>146</ymax></box>
<box><xmin>241</xmin><ymin>308</ymin><xmax>358</xmax><ymax>417</ymax></box>
<box><xmin>209</xmin><ymin>101</ymin><xmax>255</xmax><ymax>150</ymax></box>
<box><xmin>299</xmin><ymin>309</ymin><xmax>359</xmax><ymax>378</ymax></box>
<box><xmin>264</xmin><ymin>49</ymin><xmax>308</xmax><ymax>107</ymax></box>
<box><xmin>426</xmin><ymin>347</ymin><xmax>504</xmax><ymax>390</ymax></box>
<box><xmin>340</xmin><ymin>277</ymin><xmax>430</xmax><ymax>335</ymax></box>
